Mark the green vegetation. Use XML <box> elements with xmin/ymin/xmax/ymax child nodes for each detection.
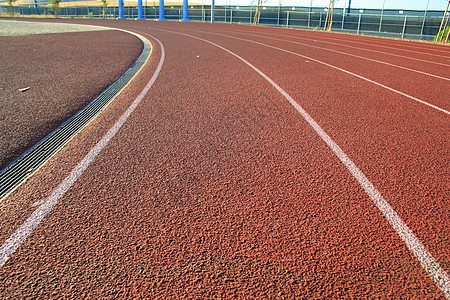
<box><xmin>100</xmin><ymin>0</ymin><xmax>107</xmax><ymax>19</ymax></box>
<box><xmin>50</xmin><ymin>0</ymin><xmax>61</xmax><ymax>18</ymax></box>
<box><xmin>435</xmin><ymin>26</ymin><xmax>450</xmax><ymax>43</ymax></box>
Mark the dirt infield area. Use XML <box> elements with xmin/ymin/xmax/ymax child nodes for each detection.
<box><xmin>0</xmin><ymin>26</ymin><xmax>143</xmax><ymax>170</ymax></box>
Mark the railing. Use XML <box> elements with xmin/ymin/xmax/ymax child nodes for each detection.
<box><xmin>0</xmin><ymin>5</ymin><xmax>445</xmax><ymax>41</ymax></box>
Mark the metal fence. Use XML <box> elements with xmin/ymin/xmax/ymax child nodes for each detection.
<box><xmin>0</xmin><ymin>4</ymin><xmax>445</xmax><ymax>41</ymax></box>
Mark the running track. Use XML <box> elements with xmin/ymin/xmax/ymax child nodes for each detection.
<box><xmin>0</xmin><ymin>20</ymin><xmax>449</xmax><ymax>298</ymax></box>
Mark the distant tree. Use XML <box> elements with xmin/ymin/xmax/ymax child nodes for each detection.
<box><xmin>50</xmin><ymin>0</ymin><xmax>61</xmax><ymax>18</ymax></box>
<box><xmin>8</xmin><ymin>0</ymin><xmax>15</xmax><ymax>17</ymax></box>
<box><xmin>101</xmin><ymin>0</ymin><xmax>108</xmax><ymax>19</ymax></box>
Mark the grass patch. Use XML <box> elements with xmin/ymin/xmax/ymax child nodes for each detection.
<box><xmin>435</xmin><ymin>26</ymin><xmax>450</xmax><ymax>43</ymax></box>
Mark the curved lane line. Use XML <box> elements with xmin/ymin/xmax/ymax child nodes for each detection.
<box><xmin>321</xmin><ymin>36</ymin><xmax>450</xmax><ymax>59</ymax></box>
<box><xmin>0</xmin><ymin>33</ymin><xmax>165</xmax><ymax>268</ymax></box>
<box><xmin>0</xmin><ymin>28</ymin><xmax>151</xmax><ymax>202</ymax></box>
<box><xmin>300</xmin><ymin>31</ymin><xmax>450</xmax><ymax>59</ymax></box>
<box><xmin>210</xmin><ymin>28</ymin><xmax>450</xmax><ymax>81</ymax></box>
<box><xmin>227</xmin><ymin>28</ymin><xmax>450</xmax><ymax>67</ymax></box>
<box><xmin>176</xmin><ymin>28</ymin><xmax>449</xmax><ymax>115</ymax></box>
<box><xmin>162</xmin><ymin>29</ymin><xmax>450</xmax><ymax>298</ymax></box>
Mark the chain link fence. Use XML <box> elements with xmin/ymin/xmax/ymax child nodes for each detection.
<box><xmin>0</xmin><ymin>4</ymin><xmax>446</xmax><ymax>41</ymax></box>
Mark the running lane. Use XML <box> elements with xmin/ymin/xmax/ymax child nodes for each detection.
<box><xmin>207</xmin><ymin>26</ymin><xmax>450</xmax><ymax>79</ymax></box>
<box><xmin>0</xmin><ymin>20</ymin><xmax>448</xmax><ymax>298</ymax></box>
<box><xmin>232</xmin><ymin>25</ymin><xmax>450</xmax><ymax>62</ymax></box>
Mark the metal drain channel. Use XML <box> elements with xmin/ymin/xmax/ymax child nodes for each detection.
<box><xmin>0</xmin><ymin>30</ymin><xmax>152</xmax><ymax>200</ymax></box>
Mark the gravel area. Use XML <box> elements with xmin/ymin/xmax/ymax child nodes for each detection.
<box><xmin>0</xmin><ymin>25</ymin><xmax>143</xmax><ymax>170</ymax></box>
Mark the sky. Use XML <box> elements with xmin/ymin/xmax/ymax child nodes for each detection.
<box><xmin>213</xmin><ymin>0</ymin><xmax>449</xmax><ymax>11</ymax></box>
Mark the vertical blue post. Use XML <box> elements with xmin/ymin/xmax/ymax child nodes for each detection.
<box><xmin>118</xmin><ymin>0</ymin><xmax>125</xmax><ymax>19</ymax></box>
<box><xmin>137</xmin><ymin>0</ymin><xmax>145</xmax><ymax>19</ymax></box>
<box><xmin>211</xmin><ymin>0</ymin><xmax>215</xmax><ymax>23</ymax></box>
<box><xmin>181</xmin><ymin>0</ymin><xmax>190</xmax><ymax>21</ymax></box>
<box><xmin>158</xmin><ymin>0</ymin><xmax>166</xmax><ymax>21</ymax></box>
<box><xmin>34</xmin><ymin>0</ymin><xmax>38</xmax><ymax>8</ymax></box>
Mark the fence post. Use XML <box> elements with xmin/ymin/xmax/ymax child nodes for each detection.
<box><xmin>420</xmin><ymin>18</ymin><xmax>425</xmax><ymax>37</ymax></box>
<box><xmin>379</xmin><ymin>0</ymin><xmax>385</xmax><ymax>32</ymax></box>
<box><xmin>421</xmin><ymin>0</ymin><xmax>429</xmax><ymax>37</ymax></box>
<box><xmin>286</xmin><ymin>11</ymin><xmax>290</xmax><ymax>27</ymax></box>
<box><xmin>137</xmin><ymin>0</ymin><xmax>145</xmax><ymax>20</ymax></box>
<box><xmin>319</xmin><ymin>12</ymin><xmax>322</xmax><ymax>28</ymax></box>
<box><xmin>341</xmin><ymin>8</ymin><xmax>345</xmax><ymax>29</ymax></box>
<box><xmin>357</xmin><ymin>13</ymin><xmax>361</xmax><ymax>34</ymax></box>
<box><xmin>181</xmin><ymin>0</ymin><xmax>190</xmax><ymax>22</ymax></box>
<box><xmin>308</xmin><ymin>11</ymin><xmax>311</xmax><ymax>27</ymax></box>
<box><xmin>211</xmin><ymin>0</ymin><xmax>215</xmax><ymax>23</ymax></box>
<box><xmin>356</xmin><ymin>13</ymin><xmax>361</xmax><ymax>34</ymax></box>
<box><xmin>278</xmin><ymin>7</ymin><xmax>280</xmax><ymax>25</ymax></box>
<box><xmin>379</xmin><ymin>14</ymin><xmax>383</xmax><ymax>32</ymax></box>
<box><xmin>118</xmin><ymin>0</ymin><xmax>125</xmax><ymax>19</ymax></box>
<box><xmin>420</xmin><ymin>14</ymin><xmax>427</xmax><ymax>37</ymax></box>
<box><xmin>230</xmin><ymin>10</ymin><xmax>232</xmax><ymax>23</ymax></box>
<box><xmin>157</xmin><ymin>0</ymin><xmax>166</xmax><ymax>21</ymax></box>
<box><xmin>402</xmin><ymin>15</ymin><xmax>407</xmax><ymax>39</ymax></box>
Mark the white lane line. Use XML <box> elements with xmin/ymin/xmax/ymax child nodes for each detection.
<box><xmin>287</xmin><ymin>29</ymin><xmax>450</xmax><ymax>59</ymax></box>
<box><xmin>182</xmin><ymin>28</ymin><xmax>449</xmax><ymax>115</ymax></box>
<box><xmin>210</xmin><ymin>28</ymin><xmax>450</xmax><ymax>82</ymax></box>
<box><xmin>315</xmin><ymin>34</ymin><xmax>450</xmax><ymax>59</ymax></box>
<box><xmin>0</xmin><ymin>33</ymin><xmax>165</xmax><ymax>268</ymax></box>
<box><xmin>227</xmin><ymin>28</ymin><xmax>450</xmax><ymax>67</ymax></box>
<box><xmin>163</xmin><ymin>29</ymin><xmax>450</xmax><ymax>299</ymax></box>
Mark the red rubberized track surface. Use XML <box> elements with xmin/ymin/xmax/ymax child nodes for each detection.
<box><xmin>0</xmin><ymin>19</ymin><xmax>449</xmax><ymax>298</ymax></box>
<box><xmin>0</xmin><ymin>29</ymin><xmax>142</xmax><ymax>170</ymax></box>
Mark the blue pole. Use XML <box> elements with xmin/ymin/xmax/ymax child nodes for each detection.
<box><xmin>158</xmin><ymin>0</ymin><xmax>166</xmax><ymax>20</ymax></box>
<box><xmin>34</xmin><ymin>0</ymin><xmax>38</xmax><ymax>8</ymax></box>
<box><xmin>118</xmin><ymin>0</ymin><xmax>125</xmax><ymax>19</ymax></box>
<box><xmin>211</xmin><ymin>0</ymin><xmax>215</xmax><ymax>23</ymax></box>
<box><xmin>137</xmin><ymin>0</ymin><xmax>145</xmax><ymax>19</ymax></box>
<box><xmin>181</xmin><ymin>0</ymin><xmax>190</xmax><ymax>21</ymax></box>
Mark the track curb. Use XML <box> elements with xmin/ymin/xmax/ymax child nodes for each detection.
<box><xmin>0</xmin><ymin>28</ymin><xmax>152</xmax><ymax>201</ymax></box>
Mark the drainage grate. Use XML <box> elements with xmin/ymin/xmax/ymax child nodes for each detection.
<box><xmin>0</xmin><ymin>32</ymin><xmax>151</xmax><ymax>200</ymax></box>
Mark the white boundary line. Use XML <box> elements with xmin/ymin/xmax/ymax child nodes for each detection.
<box><xmin>312</xmin><ymin>33</ymin><xmax>450</xmax><ymax>59</ymax></box>
<box><xmin>264</xmin><ymin>27</ymin><xmax>450</xmax><ymax>59</ymax></box>
<box><xmin>210</xmin><ymin>28</ymin><xmax>450</xmax><ymax>82</ymax></box>
<box><xmin>0</xmin><ymin>33</ymin><xmax>165</xmax><ymax>268</ymax></box>
<box><xmin>1</xmin><ymin>25</ymin><xmax>448</xmax><ymax>298</ymax></box>
<box><xmin>163</xmin><ymin>29</ymin><xmax>450</xmax><ymax>298</ymax></box>
<box><xmin>227</xmin><ymin>27</ymin><xmax>450</xmax><ymax>68</ymax></box>
<box><xmin>0</xmin><ymin>28</ymin><xmax>150</xmax><ymax>203</ymax></box>
<box><xmin>176</xmin><ymin>27</ymin><xmax>449</xmax><ymax>115</ymax></box>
